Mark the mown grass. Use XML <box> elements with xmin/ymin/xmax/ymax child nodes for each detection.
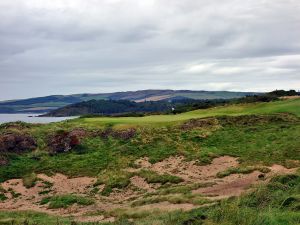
<box><xmin>79</xmin><ymin>98</ymin><xmax>300</xmax><ymax>127</ymax></box>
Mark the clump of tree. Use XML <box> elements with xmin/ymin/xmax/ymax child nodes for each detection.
<box><xmin>268</xmin><ymin>89</ymin><xmax>298</xmax><ymax>97</ymax></box>
<box><xmin>44</xmin><ymin>90</ymin><xmax>298</xmax><ymax>117</ymax></box>
<box><xmin>171</xmin><ymin>90</ymin><xmax>298</xmax><ymax>114</ymax></box>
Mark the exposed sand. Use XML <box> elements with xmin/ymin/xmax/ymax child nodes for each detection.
<box><xmin>0</xmin><ymin>156</ymin><xmax>298</xmax><ymax>222</ymax></box>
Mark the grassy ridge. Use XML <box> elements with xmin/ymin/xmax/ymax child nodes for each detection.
<box><xmin>77</xmin><ymin>98</ymin><xmax>300</xmax><ymax>127</ymax></box>
<box><xmin>0</xmin><ymin>99</ymin><xmax>299</xmax><ymax>224</ymax></box>
<box><xmin>0</xmin><ymin>102</ymin><xmax>299</xmax><ymax>182</ymax></box>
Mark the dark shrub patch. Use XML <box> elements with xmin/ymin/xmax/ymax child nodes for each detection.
<box><xmin>181</xmin><ymin>118</ymin><xmax>219</xmax><ymax>130</ymax></box>
<box><xmin>47</xmin><ymin>129</ymin><xmax>87</xmax><ymax>154</ymax></box>
<box><xmin>0</xmin><ymin>132</ymin><xmax>37</xmax><ymax>153</ymax></box>
<box><xmin>97</xmin><ymin>128</ymin><xmax>136</xmax><ymax>140</ymax></box>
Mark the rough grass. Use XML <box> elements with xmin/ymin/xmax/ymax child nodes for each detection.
<box><xmin>95</xmin><ymin>170</ymin><xmax>133</xmax><ymax>196</ymax></box>
<box><xmin>40</xmin><ymin>194</ymin><xmax>94</xmax><ymax>209</ymax></box>
<box><xmin>0</xmin><ymin>100</ymin><xmax>299</xmax><ymax>224</ymax></box>
<box><xmin>22</xmin><ymin>172</ymin><xmax>37</xmax><ymax>188</ymax></box>
<box><xmin>0</xmin><ymin>211</ymin><xmax>71</xmax><ymax>225</ymax></box>
<box><xmin>0</xmin><ymin>113</ymin><xmax>299</xmax><ymax>183</ymax></box>
<box><xmin>136</xmin><ymin>170</ymin><xmax>183</xmax><ymax>185</ymax></box>
<box><xmin>131</xmin><ymin>194</ymin><xmax>212</xmax><ymax>207</ymax></box>
<box><xmin>79</xmin><ymin>98</ymin><xmax>300</xmax><ymax>127</ymax></box>
<box><xmin>108</xmin><ymin>173</ymin><xmax>300</xmax><ymax>225</ymax></box>
<box><xmin>0</xmin><ymin>173</ymin><xmax>299</xmax><ymax>224</ymax></box>
<box><xmin>216</xmin><ymin>166</ymin><xmax>271</xmax><ymax>178</ymax></box>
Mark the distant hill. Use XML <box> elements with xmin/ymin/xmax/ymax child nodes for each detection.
<box><xmin>0</xmin><ymin>90</ymin><xmax>258</xmax><ymax>114</ymax></box>
<box><xmin>43</xmin><ymin>99</ymin><xmax>176</xmax><ymax>117</ymax></box>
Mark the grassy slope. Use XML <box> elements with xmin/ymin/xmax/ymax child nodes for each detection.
<box><xmin>0</xmin><ymin>99</ymin><xmax>299</xmax><ymax>224</ymax></box>
<box><xmin>0</xmin><ymin>99</ymin><xmax>299</xmax><ymax>181</ymax></box>
<box><xmin>78</xmin><ymin>98</ymin><xmax>300</xmax><ymax>127</ymax></box>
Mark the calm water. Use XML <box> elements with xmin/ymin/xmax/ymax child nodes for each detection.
<box><xmin>0</xmin><ymin>114</ymin><xmax>77</xmax><ymax>124</ymax></box>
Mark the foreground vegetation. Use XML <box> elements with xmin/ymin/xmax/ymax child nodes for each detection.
<box><xmin>0</xmin><ymin>98</ymin><xmax>299</xmax><ymax>224</ymax></box>
<box><xmin>0</xmin><ymin>172</ymin><xmax>299</xmax><ymax>224</ymax></box>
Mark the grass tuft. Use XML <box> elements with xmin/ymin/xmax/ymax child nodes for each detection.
<box><xmin>136</xmin><ymin>169</ymin><xmax>183</xmax><ymax>185</ymax></box>
<box><xmin>40</xmin><ymin>194</ymin><xmax>94</xmax><ymax>209</ymax></box>
<box><xmin>22</xmin><ymin>172</ymin><xmax>37</xmax><ymax>188</ymax></box>
<box><xmin>216</xmin><ymin>166</ymin><xmax>271</xmax><ymax>178</ymax></box>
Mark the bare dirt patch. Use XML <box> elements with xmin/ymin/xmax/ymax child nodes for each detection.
<box><xmin>193</xmin><ymin>171</ymin><xmax>261</xmax><ymax>198</ymax></box>
<box><xmin>37</xmin><ymin>173</ymin><xmax>96</xmax><ymax>194</ymax></box>
<box><xmin>0</xmin><ymin>156</ymin><xmax>298</xmax><ymax>222</ymax></box>
<box><xmin>133</xmin><ymin>155</ymin><xmax>239</xmax><ymax>182</ymax></box>
<box><xmin>130</xmin><ymin>176</ymin><xmax>155</xmax><ymax>192</ymax></box>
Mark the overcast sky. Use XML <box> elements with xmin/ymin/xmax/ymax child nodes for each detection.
<box><xmin>0</xmin><ymin>0</ymin><xmax>300</xmax><ymax>100</ymax></box>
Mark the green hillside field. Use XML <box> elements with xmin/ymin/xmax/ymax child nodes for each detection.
<box><xmin>76</xmin><ymin>98</ymin><xmax>300</xmax><ymax>127</ymax></box>
<box><xmin>0</xmin><ymin>98</ymin><xmax>299</xmax><ymax>225</ymax></box>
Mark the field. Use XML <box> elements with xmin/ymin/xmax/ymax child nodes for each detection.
<box><xmin>78</xmin><ymin>98</ymin><xmax>300</xmax><ymax>127</ymax></box>
<box><xmin>0</xmin><ymin>98</ymin><xmax>299</xmax><ymax>224</ymax></box>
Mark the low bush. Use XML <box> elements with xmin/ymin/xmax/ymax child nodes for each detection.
<box><xmin>40</xmin><ymin>194</ymin><xmax>94</xmax><ymax>209</ymax></box>
<box><xmin>216</xmin><ymin>166</ymin><xmax>270</xmax><ymax>178</ymax></box>
<box><xmin>95</xmin><ymin>170</ymin><xmax>133</xmax><ymax>196</ymax></box>
<box><xmin>22</xmin><ymin>172</ymin><xmax>37</xmax><ymax>188</ymax></box>
<box><xmin>136</xmin><ymin>169</ymin><xmax>183</xmax><ymax>185</ymax></box>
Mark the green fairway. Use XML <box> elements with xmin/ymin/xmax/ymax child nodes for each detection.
<box><xmin>78</xmin><ymin>98</ymin><xmax>300</xmax><ymax>127</ymax></box>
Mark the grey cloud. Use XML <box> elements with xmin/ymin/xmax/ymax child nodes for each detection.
<box><xmin>0</xmin><ymin>0</ymin><xmax>300</xmax><ymax>100</ymax></box>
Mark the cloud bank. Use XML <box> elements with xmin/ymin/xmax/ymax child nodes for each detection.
<box><xmin>0</xmin><ymin>0</ymin><xmax>299</xmax><ymax>100</ymax></box>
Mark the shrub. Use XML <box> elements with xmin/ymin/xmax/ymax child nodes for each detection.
<box><xmin>40</xmin><ymin>194</ymin><xmax>94</xmax><ymax>209</ymax></box>
<box><xmin>136</xmin><ymin>169</ymin><xmax>183</xmax><ymax>184</ymax></box>
<box><xmin>95</xmin><ymin>170</ymin><xmax>133</xmax><ymax>196</ymax></box>
<box><xmin>216</xmin><ymin>166</ymin><xmax>270</xmax><ymax>178</ymax></box>
<box><xmin>22</xmin><ymin>172</ymin><xmax>37</xmax><ymax>188</ymax></box>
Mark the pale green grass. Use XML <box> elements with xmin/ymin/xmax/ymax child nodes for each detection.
<box><xmin>79</xmin><ymin>99</ymin><xmax>300</xmax><ymax>126</ymax></box>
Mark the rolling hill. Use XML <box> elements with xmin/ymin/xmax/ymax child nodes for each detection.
<box><xmin>0</xmin><ymin>98</ymin><xmax>299</xmax><ymax>224</ymax></box>
<box><xmin>0</xmin><ymin>90</ymin><xmax>257</xmax><ymax>114</ymax></box>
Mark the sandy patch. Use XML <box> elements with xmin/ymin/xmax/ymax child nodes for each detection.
<box><xmin>134</xmin><ymin>155</ymin><xmax>239</xmax><ymax>182</ymax></box>
<box><xmin>193</xmin><ymin>171</ymin><xmax>261</xmax><ymax>198</ymax></box>
<box><xmin>37</xmin><ymin>173</ymin><xmax>96</xmax><ymax>194</ymax></box>
<box><xmin>0</xmin><ymin>156</ymin><xmax>298</xmax><ymax>222</ymax></box>
<box><xmin>130</xmin><ymin>176</ymin><xmax>155</xmax><ymax>192</ymax></box>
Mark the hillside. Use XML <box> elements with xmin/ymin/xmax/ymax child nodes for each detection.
<box><xmin>43</xmin><ymin>98</ymin><xmax>236</xmax><ymax>117</ymax></box>
<box><xmin>0</xmin><ymin>90</ymin><xmax>257</xmax><ymax>114</ymax></box>
<box><xmin>43</xmin><ymin>99</ymin><xmax>175</xmax><ymax>117</ymax></box>
<box><xmin>0</xmin><ymin>98</ymin><xmax>299</xmax><ymax>224</ymax></box>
